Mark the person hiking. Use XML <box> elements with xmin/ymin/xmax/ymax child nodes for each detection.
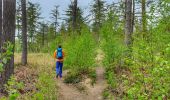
<box><xmin>54</xmin><ymin>45</ymin><xmax>64</xmax><ymax>79</ymax></box>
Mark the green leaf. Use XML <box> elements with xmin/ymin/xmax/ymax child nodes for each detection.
<box><xmin>158</xmin><ymin>96</ymin><xmax>162</xmax><ymax>100</ymax></box>
<box><xmin>9</xmin><ymin>93</ymin><xmax>19</xmax><ymax>100</ymax></box>
<box><xmin>2</xmin><ymin>58</ymin><xmax>7</xmax><ymax>64</ymax></box>
<box><xmin>0</xmin><ymin>63</ymin><xmax>4</xmax><ymax>72</ymax></box>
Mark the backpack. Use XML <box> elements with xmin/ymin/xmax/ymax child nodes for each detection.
<box><xmin>57</xmin><ymin>48</ymin><xmax>63</xmax><ymax>59</ymax></box>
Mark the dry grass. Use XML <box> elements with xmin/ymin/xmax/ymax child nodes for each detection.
<box><xmin>13</xmin><ymin>53</ymin><xmax>58</xmax><ymax>99</ymax></box>
<box><xmin>95</xmin><ymin>48</ymin><xmax>105</xmax><ymax>66</ymax></box>
<box><xmin>14</xmin><ymin>53</ymin><xmax>55</xmax><ymax>67</ymax></box>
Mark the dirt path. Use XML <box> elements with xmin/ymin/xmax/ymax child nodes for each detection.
<box><xmin>57</xmin><ymin>71</ymin><xmax>88</xmax><ymax>100</ymax></box>
<box><xmin>57</xmin><ymin>49</ymin><xmax>107</xmax><ymax>100</ymax></box>
<box><xmin>85</xmin><ymin>67</ymin><xmax>107</xmax><ymax>100</ymax></box>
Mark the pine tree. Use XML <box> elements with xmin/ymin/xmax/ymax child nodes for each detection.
<box><xmin>51</xmin><ymin>5</ymin><xmax>59</xmax><ymax>36</ymax></box>
<box><xmin>47</xmin><ymin>24</ymin><xmax>56</xmax><ymax>40</ymax></box>
<box><xmin>59</xmin><ymin>22</ymin><xmax>66</xmax><ymax>35</ymax></box>
<box><xmin>91</xmin><ymin>0</ymin><xmax>106</xmax><ymax>32</ymax></box>
<box><xmin>27</xmin><ymin>2</ymin><xmax>41</xmax><ymax>43</ymax></box>
<box><xmin>65</xmin><ymin>4</ymin><xmax>84</xmax><ymax>33</ymax></box>
<box><xmin>72</xmin><ymin>0</ymin><xmax>77</xmax><ymax>31</ymax></box>
<box><xmin>37</xmin><ymin>22</ymin><xmax>48</xmax><ymax>46</ymax></box>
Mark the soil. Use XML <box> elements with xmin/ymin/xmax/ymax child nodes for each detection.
<box><xmin>58</xmin><ymin>49</ymin><xmax>107</xmax><ymax>100</ymax></box>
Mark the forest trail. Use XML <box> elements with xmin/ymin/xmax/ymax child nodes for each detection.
<box><xmin>58</xmin><ymin>49</ymin><xmax>107</xmax><ymax>100</ymax></box>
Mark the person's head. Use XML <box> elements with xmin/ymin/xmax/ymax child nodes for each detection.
<box><xmin>58</xmin><ymin>45</ymin><xmax>62</xmax><ymax>48</ymax></box>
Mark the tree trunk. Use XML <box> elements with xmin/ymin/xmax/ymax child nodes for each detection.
<box><xmin>42</xmin><ymin>25</ymin><xmax>45</xmax><ymax>46</ymax></box>
<box><xmin>0</xmin><ymin>0</ymin><xmax>2</xmax><ymax>91</ymax></box>
<box><xmin>17</xmin><ymin>17</ymin><xmax>20</xmax><ymax>39</ymax></box>
<box><xmin>125</xmin><ymin>0</ymin><xmax>132</xmax><ymax>47</ymax></box>
<box><xmin>132</xmin><ymin>0</ymin><xmax>135</xmax><ymax>33</ymax></box>
<box><xmin>0</xmin><ymin>0</ymin><xmax>16</xmax><ymax>91</ymax></box>
<box><xmin>0</xmin><ymin>0</ymin><xmax>2</xmax><ymax>51</ymax></box>
<box><xmin>21</xmin><ymin>0</ymin><xmax>27</xmax><ymax>65</ymax></box>
<box><xmin>97</xmin><ymin>0</ymin><xmax>100</xmax><ymax>30</ymax></box>
<box><xmin>72</xmin><ymin>0</ymin><xmax>77</xmax><ymax>31</ymax></box>
<box><xmin>142</xmin><ymin>0</ymin><xmax>147</xmax><ymax>33</ymax></box>
<box><xmin>54</xmin><ymin>22</ymin><xmax>57</xmax><ymax>37</ymax></box>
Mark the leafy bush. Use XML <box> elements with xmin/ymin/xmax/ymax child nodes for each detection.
<box><xmin>100</xmin><ymin>7</ymin><xmax>170</xmax><ymax>99</ymax></box>
<box><xmin>119</xmin><ymin>16</ymin><xmax>170</xmax><ymax>99</ymax></box>
<box><xmin>18</xmin><ymin>65</ymin><xmax>58</xmax><ymax>100</ymax></box>
<box><xmin>63</xmin><ymin>27</ymin><xmax>96</xmax><ymax>83</ymax></box>
<box><xmin>43</xmin><ymin>35</ymin><xmax>63</xmax><ymax>53</ymax></box>
<box><xmin>31</xmin><ymin>66</ymin><xmax>58</xmax><ymax>100</ymax></box>
<box><xmin>100</xmin><ymin>18</ymin><xmax>124</xmax><ymax>91</ymax></box>
<box><xmin>4</xmin><ymin>76</ymin><xmax>24</xmax><ymax>100</ymax></box>
<box><xmin>0</xmin><ymin>42</ymin><xmax>14</xmax><ymax>72</ymax></box>
<box><xmin>64</xmin><ymin>34</ymin><xmax>96</xmax><ymax>69</ymax></box>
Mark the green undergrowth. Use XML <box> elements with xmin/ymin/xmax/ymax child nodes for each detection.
<box><xmin>101</xmin><ymin>16</ymin><xmax>170</xmax><ymax>99</ymax></box>
<box><xmin>64</xmin><ymin>68</ymin><xmax>96</xmax><ymax>85</ymax></box>
<box><xmin>3</xmin><ymin>55</ymin><xmax>58</xmax><ymax>100</ymax></box>
<box><xmin>62</xmin><ymin>27</ymin><xmax>97</xmax><ymax>84</ymax></box>
<box><xmin>16</xmin><ymin>66</ymin><xmax>58</xmax><ymax>100</ymax></box>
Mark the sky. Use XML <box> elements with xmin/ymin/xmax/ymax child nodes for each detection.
<box><xmin>29</xmin><ymin>0</ymin><xmax>115</xmax><ymax>23</ymax></box>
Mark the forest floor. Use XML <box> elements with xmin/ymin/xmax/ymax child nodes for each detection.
<box><xmin>7</xmin><ymin>49</ymin><xmax>107</xmax><ymax>100</ymax></box>
<box><xmin>58</xmin><ymin>49</ymin><xmax>107</xmax><ymax>100</ymax></box>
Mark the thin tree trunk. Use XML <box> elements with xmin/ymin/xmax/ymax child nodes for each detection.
<box><xmin>124</xmin><ymin>0</ymin><xmax>126</xmax><ymax>35</ymax></box>
<box><xmin>54</xmin><ymin>22</ymin><xmax>57</xmax><ymax>37</ymax></box>
<box><xmin>72</xmin><ymin>0</ymin><xmax>77</xmax><ymax>31</ymax></box>
<box><xmin>132</xmin><ymin>0</ymin><xmax>135</xmax><ymax>33</ymax></box>
<box><xmin>0</xmin><ymin>0</ymin><xmax>2</xmax><ymax>51</ymax></box>
<box><xmin>0</xmin><ymin>0</ymin><xmax>16</xmax><ymax>91</ymax></box>
<box><xmin>125</xmin><ymin>0</ymin><xmax>132</xmax><ymax>47</ymax></box>
<box><xmin>16</xmin><ymin>2</ymin><xmax>21</xmax><ymax>40</ymax></box>
<box><xmin>97</xmin><ymin>0</ymin><xmax>100</xmax><ymax>30</ymax></box>
<box><xmin>42</xmin><ymin>25</ymin><xmax>45</xmax><ymax>46</ymax></box>
<box><xmin>17</xmin><ymin>18</ymin><xmax>20</xmax><ymax>38</ymax></box>
<box><xmin>142</xmin><ymin>0</ymin><xmax>147</xmax><ymax>33</ymax></box>
<box><xmin>21</xmin><ymin>0</ymin><xmax>27</xmax><ymax>65</ymax></box>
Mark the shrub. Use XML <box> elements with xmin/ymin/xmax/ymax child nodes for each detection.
<box><xmin>100</xmin><ymin>19</ymin><xmax>124</xmax><ymax>90</ymax></box>
<box><xmin>4</xmin><ymin>76</ymin><xmax>24</xmax><ymax>100</ymax></box>
<box><xmin>63</xmin><ymin>26</ymin><xmax>96</xmax><ymax>83</ymax></box>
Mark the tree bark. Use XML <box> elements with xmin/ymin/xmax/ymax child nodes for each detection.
<box><xmin>132</xmin><ymin>0</ymin><xmax>135</xmax><ymax>33</ymax></box>
<box><xmin>142</xmin><ymin>0</ymin><xmax>147</xmax><ymax>33</ymax></box>
<box><xmin>21</xmin><ymin>0</ymin><xmax>27</xmax><ymax>65</ymax></box>
<box><xmin>0</xmin><ymin>0</ymin><xmax>16</xmax><ymax>91</ymax></box>
<box><xmin>0</xmin><ymin>0</ymin><xmax>2</xmax><ymax>51</ymax></box>
<box><xmin>0</xmin><ymin>0</ymin><xmax>2</xmax><ymax>91</ymax></box>
<box><xmin>125</xmin><ymin>0</ymin><xmax>132</xmax><ymax>47</ymax></box>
